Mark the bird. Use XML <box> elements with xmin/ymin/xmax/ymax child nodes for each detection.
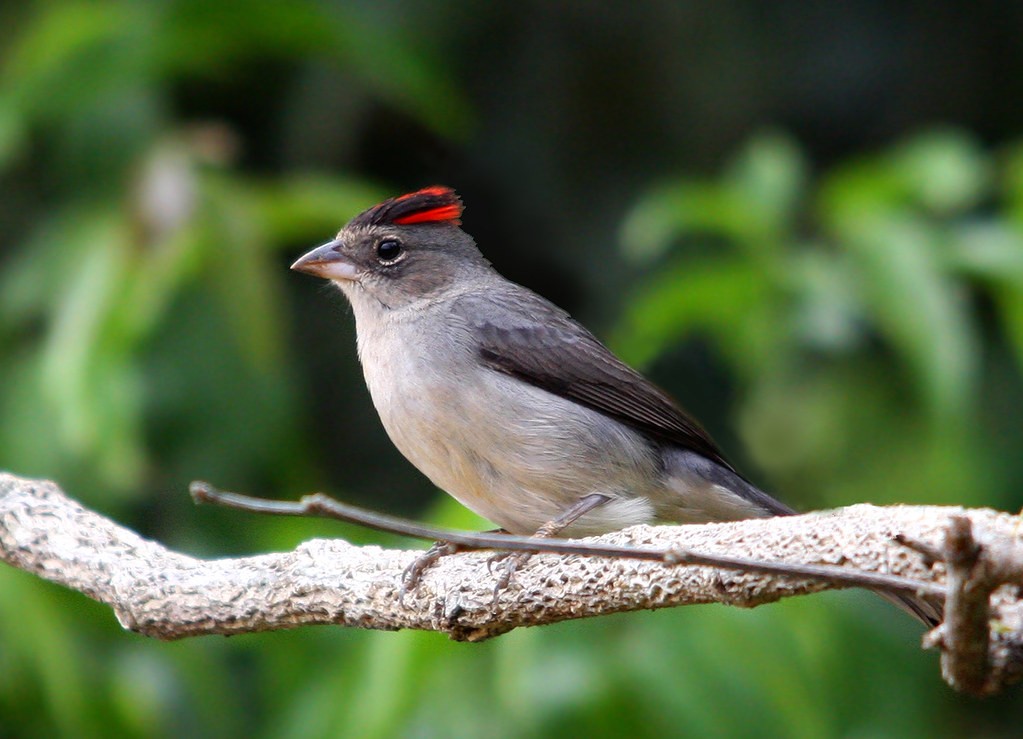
<box><xmin>291</xmin><ymin>185</ymin><xmax>940</xmax><ymax>626</ymax></box>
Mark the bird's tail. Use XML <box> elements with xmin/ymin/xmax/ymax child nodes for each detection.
<box><xmin>687</xmin><ymin>459</ymin><xmax>945</xmax><ymax>628</ymax></box>
<box><xmin>875</xmin><ymin>589</ymin><xmax>943</xmax><ymax>628</ymax></box>
<box><xmin>730</xmin><ymin>474</ymin><xmax>944</xmax><ymax>627</ymax></box>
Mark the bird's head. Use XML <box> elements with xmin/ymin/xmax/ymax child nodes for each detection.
<box><xmin>291</xmin><ymin>186</ymin><xmax>490</xmax><ymax>311</ymax></box>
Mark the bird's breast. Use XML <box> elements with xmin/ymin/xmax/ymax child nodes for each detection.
<box><xmin>355</xmin><ymin>312</ymin><xmax>661</xmax><ymax>534</ymax></box>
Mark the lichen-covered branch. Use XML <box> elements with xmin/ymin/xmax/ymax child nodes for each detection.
<box><xmin>2</xmin><ymin>472</ymin><xmax>1022</xmax><ymax>694</ymax></box>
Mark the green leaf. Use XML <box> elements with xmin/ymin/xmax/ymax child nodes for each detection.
<box><xmin>893</xmin><ymin>128</ymin><xmax>989</xmax><ymax>214</ymax></box>
<box><xmin>248</xmin><ymin>175</ymin><xmax>385</xmax><ymax>245</ymax></box>
<box><xmin>157</xmin><ymin>0</ymin><xmax>472</xmax><ymax>138</ymax></box>
<box><xmin>820</xmin><ymin>129</ymin><xmax>989</xmax><ymax>226</ymax></box>
<box><xmin>0</xmin><ymin>97</ymin><xmax>26</xmax><ymax>169</ymax></box>
<box><xmin>947</xmin><ymin>222</ymin><xmax>1023</xmax><ymax>372</ymax></box>
<box><xmin>620</xmin><ymin>182</ymin><xmax>734</xmax><ymax>262</ymax></box>
<box><xmin>611</xmin><ymin>257</ymin><xmax>779</xmax><ymax>375</ymax></box>
<box><xmin>726</xmin><ymin>131</ymin><xmax>807</xmax><ymax>240</ymax></box>
<box><xmin>842</xmin><ymin>215</ymin><xmax>977</xmax><ymax>418</ymax></box>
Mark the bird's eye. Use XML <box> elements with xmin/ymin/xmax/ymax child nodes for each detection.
<box><xmin>376</xmin><ymin>239</ymin><xmax>403</xmax><ymax>263</ymax></box>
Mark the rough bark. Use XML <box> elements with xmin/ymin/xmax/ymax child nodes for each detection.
<box><xmin>2</xmin><ymin>472</ymin><xmax>1022</xmax><ymax>694</ymax></box>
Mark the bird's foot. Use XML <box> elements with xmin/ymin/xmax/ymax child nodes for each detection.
<box><xmin>486</xmin><ymin>550</ymin><xmax>533</xmax><ymax>603</ymax></box>
<box><xmin>400</xmin><ymin>540</ymin><xmax>460</xmax><ymax>601</ymax></box>
<box><xmin>482</xmin><ymin>494</ymin><xmax>608</xmax><ymax>602</ymax></box>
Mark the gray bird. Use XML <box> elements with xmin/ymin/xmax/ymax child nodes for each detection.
<box><xmin>292</xmin><ymin>186</ymin><xmax>939</xmax><ymax>626</ymax></box>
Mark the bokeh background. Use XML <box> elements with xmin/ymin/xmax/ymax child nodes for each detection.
<box><xmin>3</xmin><ymin>1</ymin><xmax>1023</xmax><ymax>736</ymax></box>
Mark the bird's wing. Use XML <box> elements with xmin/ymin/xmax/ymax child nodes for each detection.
<box><xmin>453</xmin><ymin>290</ymin><xmax>737</xmax><ymax>473</ymax></box>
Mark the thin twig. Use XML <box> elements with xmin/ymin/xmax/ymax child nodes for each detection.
<box><xmin>893</xmin><ymin>533</ymin><xmax>945</xmax><ymax>567</ymax></box>
<box><xmin>190</xmin><ymin>481</ymin><xmax>946</xmax><ymax>597</ymax></box>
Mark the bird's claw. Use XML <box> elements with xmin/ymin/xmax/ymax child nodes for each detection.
<box><xmin>487</xmin><ymin>550</ymin><xmax>533</xmax><ymax>604</ymax></box>
<box><xmin>485</xmin><ymin>550</ymin><xmax>513</xmax><ymax>574</ymax></box>
<box><xmin>400</xmin><ymin>541</ymin><xmax>459</xmax><ymax>602</ymax></box>
<box><xmin>402</xmin><ymin>541</ymin><xmax>536</xmax><ymax>606</ymax></box>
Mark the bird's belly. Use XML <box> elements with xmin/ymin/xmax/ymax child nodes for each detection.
<box><xmin>365</xmin><ymin>357</ymin><xmax>658</xmax><ymax>535</ymax></box>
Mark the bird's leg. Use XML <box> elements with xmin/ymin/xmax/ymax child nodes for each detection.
<box><xmin>400</xmin><ymin>530</ymin><xmax>508</xmax><ymax>599</ymax></box>
<box><xmin>489</xmin><ymin>493</ymin><xmax>611</xmax><ymax>598</ymax></box>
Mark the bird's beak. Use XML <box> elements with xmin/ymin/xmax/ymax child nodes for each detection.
<box><xmin>291</xmin><ymin>239</ymin><xmax>361</xmax><ymax>281</ymax></box>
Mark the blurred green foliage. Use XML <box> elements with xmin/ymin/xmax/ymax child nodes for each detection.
<box><xmin>615</xmin><ymin>130</ymin><xmax>1023</xmax><ymax>517</ymax></box>
<box><xmin>2</xmin><ymin>2</ymin><xmax>1023</xmax><ymax>738</ymax></box>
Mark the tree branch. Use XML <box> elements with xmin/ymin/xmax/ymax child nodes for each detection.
<box><xmin>188</xmin><ymin>481</ymin><xmax>946</xmax><ymax>597</ymax></box>
<box><xmin>2</xmin><ymin>472</ymin><xmax>1022</xmax><ymax>694</ymax></box>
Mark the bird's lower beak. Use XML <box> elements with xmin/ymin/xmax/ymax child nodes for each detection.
<box><xmin>291</xmin><ymin>240</ymin><xmax>361</xmax><ymax>281</ymax></box>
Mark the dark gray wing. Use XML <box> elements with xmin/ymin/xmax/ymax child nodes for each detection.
<box><xmin>453</xmin><ymin>289</ymin><xmax>738</xmax><ymax>473</ymax></box>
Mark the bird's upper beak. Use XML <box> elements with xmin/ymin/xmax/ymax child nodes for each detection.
<box><xmin>290</xmin><ymin>239</ymin><xmax>361</xmax><ymax>281</ymax></box>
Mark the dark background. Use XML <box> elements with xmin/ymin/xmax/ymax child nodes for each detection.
<box><xmin>2</xmin><ymin>1</ymin><xmax>1023</xmax><ymax>736</ymax></box>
